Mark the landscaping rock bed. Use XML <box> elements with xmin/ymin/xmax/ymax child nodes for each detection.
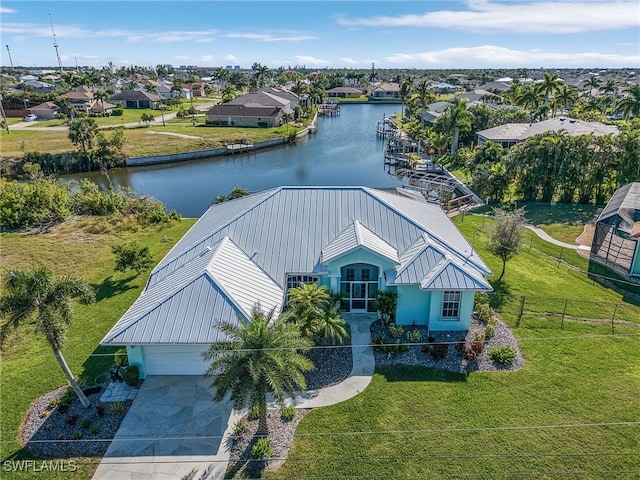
<box><xmin>21</xmin><ymin>384</ymin><xmax>133</xmax><ymax>458</ymax></box>
<box><xmin>304</xmin><ymin>334</ymin><xmax>353</xmax><ymax>390</ymax></box>
<box><xmin>227</xmin><ymin>408</ymin><xmax>310</xmax><ymax>477</ymax></box>
<box><xmin>371</xmin><ymin>316</ymin><xmax>524</xmax><ymax>372</ymax></box>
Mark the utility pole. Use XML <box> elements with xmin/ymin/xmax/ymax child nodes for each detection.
<box><xmin>49</xmin><ymin>12</ymin><xmax>63</xmax><ymax>73</ymax></box>
<box><xmin>5</xmin><ymin>45</ymin><xmax>14</xmax><ymax>69</ymax></box>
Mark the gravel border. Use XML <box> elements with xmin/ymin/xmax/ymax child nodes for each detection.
<box><xmin>372</xmin><ymin>316</ymin><xmax>524</xmax><ymax>372</ymax></box>
<box><xmin>20</xmin><ymin>384</ymin><xmax>133</xmax><ymax>458</ymax></box>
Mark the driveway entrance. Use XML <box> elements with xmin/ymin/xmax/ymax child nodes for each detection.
<box><xmin>92</xmin><ymin>376</ymin><xmax>237</xmax><ymax>480</ymax></box>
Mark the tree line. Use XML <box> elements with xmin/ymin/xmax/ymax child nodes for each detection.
<box><xmin>454</xmin><ymin>130</ymin><xmax>640</xmax><ymax>204</ymax></box>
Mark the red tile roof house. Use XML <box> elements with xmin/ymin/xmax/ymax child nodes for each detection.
<box><xmin>205</xmin><ymin>104</ymin><xmax>283</xmax><ymax>127</ymax></box>
<box><xmin>28</xmin><ymin>101</ymin><xmax>61</xmax><ymax>120</ymax></box>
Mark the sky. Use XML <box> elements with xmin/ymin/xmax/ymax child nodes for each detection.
<box><xmin>1</xmin><ymin>0</ymin><xmax>639</xmax><ymax>70</ymax></box>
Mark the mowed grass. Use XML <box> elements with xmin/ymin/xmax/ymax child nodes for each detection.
<box><xmin>0</xmin><ymin>217</ymin><xmax>196</xmax><ymax>480</ymax></box>
<box><xmin>0</xmin><ymin>122</ymin><xmax>300</xmax><ymax>158</ymax></box>
<box><xmin>267</xmin><ymin>212</ymin><xmax>640</xmax><ymax>479</ymax></box>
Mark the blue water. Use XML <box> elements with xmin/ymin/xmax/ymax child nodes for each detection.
<box><xmin>63</xmin><ymin>103</ymin><xmax>403</xmax><ymax>217</ymax></box>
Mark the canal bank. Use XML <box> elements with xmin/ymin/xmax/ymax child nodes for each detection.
<box><xmin>126</xmin><ymin>114</ymin><xmax>318</xmax><ymax>166</ymax></box>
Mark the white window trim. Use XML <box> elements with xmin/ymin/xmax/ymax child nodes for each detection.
<box><xmin>441</xmin><ymin>290</ymin><xmax>461</xmax><ymax>321</ymax></box>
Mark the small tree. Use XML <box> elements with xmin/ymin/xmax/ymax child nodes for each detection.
<box><xmin>487</xmin><ymin>207</ymin><xmax>526</xmax><ymax>281</ymax></box>
<box><xmin>374</xmin><ymin>290</ymin><xmax>398</xmax><ymax>325</ymax></box>
<box><xmin>111</xmin><ymin>243</ymin><xmax>154</xmax><ymax>275</ymax></box>
<box><xmin>140</xmin><ymin>113</ymin><xmax>155</xmax><ymax>126</ymax></box>
<box><xmin>68</xmin><ymin>118</ymin><xmax>98</xmax><ymax>153</ymax></box>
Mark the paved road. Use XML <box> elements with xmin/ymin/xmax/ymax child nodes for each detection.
<box><xmin>525</xmin><ymin>225</ymin><xmax>579</xmax><ymax>250</ymax></box>
<box><xmin>8</xmin><ymin>102</ymin><xmax>215</xmax><ymax>132</ymax></box>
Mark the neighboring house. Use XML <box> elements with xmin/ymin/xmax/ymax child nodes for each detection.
<box><xmin>184</xmin><ymin>82</ymin><xmax>206</xmax><ymax>97</ymax></box>
<box><xmin>259</xmin><ymin>87</ymin><xmax>301</xmax><ymax>109</ymax></box>
<box><xmin>58</xmin><ymin>89</ymin><xmax>95</xmax><ymax>115</ymax></box>
<box><xmin>418</xmin><ymin>101</ymin><xmax>452</xmax><ymax>126</ymax></box>
<box><xmin>591</xmin><ymin>182</ymin><xmax>640</xmax><ymax>279</ymax></box>
<box><xmin>477</xmin><ymin>81</ymin><xmax>512</xmax><ymax>93</ymax></box>
<box><xmin>369</xmin><ymin>82</ymin><xmax>401</xmax><ymax>101</ymax></box>
<box><xmin>228</xmin><ymin>91</ymin><xmax>293</xmax><ymax>115</ymax></box>
<box><xmin>431</xmin><ymin>82</ymin><xmax>458</xmax><ymax>94</ymax></box>
<box><xmin>101</xmin><ymin>186</ymin><xmax>492</xmax><ymax>377</ymax></box>
<box><xmin>109</xmin><ymin>90</ymin><xmax>162</xmax><ymax>109</ymax></box>
<box><xmin>28</xmin><ymin>101</ymin><xmax>61</xmax><ymax>120</ymax></box>
<box><xmin>205</xmin><ymin>104</ymin><xmax>283</xmax><ymax>127</ymax></box>
<box><xmin>477</xmin><ymin>117</ymin><xmax>619</xmax><ymax>148</ymax></box>
<box><xmin>456</xmin><ymin>89</ymin><xmax>500</xmax><ymax>103</ymax></box>
<box><xmin>90</xmin><ymin>101</ymin><xmax>117</xmax><ymax>116</ymax></box>
<box><xmin>326</xmin><ymin>87</ymin><xmax>364</xmax><ymax>99</ymax></box>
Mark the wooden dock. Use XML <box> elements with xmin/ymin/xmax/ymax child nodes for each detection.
<box><xmin>318</xmin><ymin>102</ymin><xmax>340</xmax><ymax>116</ymax></box>
<box><xmin>225</xmin><ymin>142</ymin><xmax>255</xmax><ymax>154</ymax></box>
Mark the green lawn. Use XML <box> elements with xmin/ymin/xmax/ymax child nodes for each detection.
<box><xmin>0</xmin><ymin>217</ymin><xmax>196</xmax><ymax>480</ymax></box>
<box><xmin>267</xmin><ymin>213</ymin><xmax>640</xmax><ymax>479</ymax></box>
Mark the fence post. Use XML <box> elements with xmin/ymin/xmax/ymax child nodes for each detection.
<box><xmin>516</xmin><ymin>295</ymin><xmax>525</xmax><ymax>327</ymax></box>
<box><xmin>611</xmin><ymin>304</ymin><xmax>618</xmax><ymax>334</ymax></box>
<box><xmin>557</xmin><ymin>248</ymin><xmax>563</xmax><ymax>267</ymax></box>
<box><xmin>528</xmin><ymin>236</ymin><xmax>533</xmax><ymax>252</ymax></box>
<box><xmin>561</xmin><ymin>299</ymin><xmax>568</xmax><ymax>329</ymax></box>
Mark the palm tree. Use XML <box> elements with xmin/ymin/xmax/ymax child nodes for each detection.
<box><xmin>94</xmin><ymin>90</ymin><xmax>110</xmax><ymax>114</ymax></box>
<box><xmin>255</xmin><ymin>64</ymin><xmax>270</xmax><ymax>88</ymax></box>
<box><xmin>285</xmin><ymin>283</ymin><xmax>348</xmax><ymax>344</ymax></box>
<box><xmin>221</xmin><ymin>85</ymin><xmax>236</xmax><ymax>103</ymax></box>
<box><xmin>554</xmin><ymin>84</ymin><xmax>578</xmax><ymax>115</ymax></box>
<box><xmin>584</xmin><ymin>75</ymin><xmax>600</xmax><ymax>96</ymax></box>
<box><xmin>0</xmin><ymin>267</ymin><xmax>95</xmax><ymax>407</ymax></box>
<box><xmin>413</xmin><ymin>79</ymin><xmax>435</xmax><ymax>126</ymax></box>
<box><xmin>399</xmin><ymin>78</ymin><xmax>413</xmax><ymax>120</ymax></box>
<box><xmin>202</xmin><ymin>305</ymin><xmax>313</xmax><ymax>436</ymax></box>
<box><xmin>619</xmin><ymin>85</ymin><xmax>640</xmax><ymax>119</ymax></box>
<box><xmin>437</xmin><ymin>99</ymin><xmax>474</xmax><ymax>155</ymax></box>
<box><xmin>539</xmin><ymin>73</ymin><xmax>563</xmax><ymax>108</ymax></box>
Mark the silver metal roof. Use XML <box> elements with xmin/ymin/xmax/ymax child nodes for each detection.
<box><xmin>477</xmin><ymin>118</ymin><xmax>619</xmax><ymax>142</ymax></box>
<box><xmin>101</xmin><ymin>187</ymin><xmax>491</xmax><ymax>346</ymax></box>
<box><xmin>321</xmin><ymin>220</ymin><xmax>399</xmax><ymax>264</ymax></box>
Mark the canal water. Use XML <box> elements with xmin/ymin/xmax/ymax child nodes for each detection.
<box><xmin>63</xmin><ymin>103</ymin><xmax>403</xmax><ymax>217</ymax></box>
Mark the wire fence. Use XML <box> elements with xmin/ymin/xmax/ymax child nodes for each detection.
<box><xmin>486</xmin><ymin>292</ymin><xmax>639</xmax><ymax>333</ymax></box>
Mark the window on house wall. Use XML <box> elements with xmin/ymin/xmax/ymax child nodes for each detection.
<box><xmin>442</xmin><ymin>291</ymin><xmax>461</xmax><ymax>320</ymax></box>
<box><xmin>285</xmin><ymin>274</ymin><xmax>319</xmax><ymax>304</ymax></box>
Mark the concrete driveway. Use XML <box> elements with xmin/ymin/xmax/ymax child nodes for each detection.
<box><xmin>92</xmin><ymin>376</ymin><xmax>238</xmax><ymax>480</ymax></box>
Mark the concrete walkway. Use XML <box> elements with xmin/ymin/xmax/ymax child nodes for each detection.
<box><xmin>92</xmin><ymin>315</ymin><xmax>375</xmax><ymax>479</ymax></box>
<box><xmin>525</xmin><ymin>225</ymin><xmax>579</xmax><ymax>250</ymax></box>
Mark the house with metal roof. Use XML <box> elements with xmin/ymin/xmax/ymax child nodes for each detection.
<box><xmin>590</xmin><ymin>182</ymin><xmax>640</xmax><ymax>279</ymax></box>
<box><xmin>101</xmin><ymin>186</ymin><xmax>492</xmax><ymax>377</ymax></box>
<box><xmin>477</xmin><ymin>117</ymin><xmax>619</xmax><ymax>148</ymax></box>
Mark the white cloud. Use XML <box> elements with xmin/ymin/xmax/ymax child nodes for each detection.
<box><xmin>335</xmin><ymin>0</ymin><xmax>639</xmax><ymax>34</ymax></box>
<box><xmin>382</xmin><ymin>45</ymin><xmax>639</xmax><ymax>68</ymax></box>
<box><xmin>221</xmin><ymin>54</ymin><xmax>239</xmax><ymax>63</ymax></box>
<box><xmin>295</xmin><ymin>55</ymin><xmax>330</xmax><ymax>66</ymax></box>
<box><xmin>175</xmin><ymin>55</ymin><xmax>191</xmax><ymax>60</ymax></box>
<box><xmin>0</xmin><ymin>7</ymin><xmax>16</xmax><ymax>14</ymax></box>
<box><xmin>340</xmin><ymin>57</ymin><xmax>361</xmax><ymax>65</ymax></box>
<box><xmin>200</xmin><ymin>55</ymin><xmax>214</xmax><ymax>62</ymax></box>
<box><xmin>223</xmin><ymin>33</ymin><xmax>318</xmax><ymax>42</ymax></box>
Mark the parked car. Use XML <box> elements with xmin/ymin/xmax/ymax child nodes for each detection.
<box><xmin>23</xmin><ymin>114</ymin><xmax>37</xmax><ymax>122</ymax></box>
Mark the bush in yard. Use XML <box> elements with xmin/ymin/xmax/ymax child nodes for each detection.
<box><xmin>490</xmin><ymin>345</ymin><xmax>517</xmax><ymax>364</ymax></box>
<box><xmin>387</xmin><ymin>322</ymin><xmax>404</xmax><ymax>339</ymax></box>
<box><xmin>249</xmin><ymin>406</ymin><xmax>260</xmax><ymax>420</ymax></box>
<box><xmin>475</xmin><ymin>303</ymin><xmax>493</xmax><ymax>324</ymax></box>
<box><xmin>114</xmin><ymin>347</ymin><xmax>129</xmax><ymax>367</ymax></box>
<box><xmin>232</xmin><ymin>418</ymin><xmax>248</xmax><ymax>437</ymax></box>
<box><xmin>112</xmin><ymin>242</ymin><xmax>153</xmax><ymax>276</ymax></box>
<box><xmin>429</xmin><ymin>343</ymin><xmax>449</xmax><ymax>360</ymax></box>
<box><xmin>122</xmin><ymin>365</ymin><xmax>139</xmax><ymax>387</ymax></box>
<box><xmin>465</xmin><ymin>341</ymin><xmax>484</xmax><ymax>360</ymax></box>
<box><xmin>281</xmin><ymin>405</ymin><xmax>296</xmax><ymax>421</ymax></box>
<box><xmin>251</xmin><ymin>438</ymin><xmax>273</xmax><ymax>460</ymax></box>
<box><xmin>406</xmin><ymin>328</ymin><xmax>422</xmax><ymax>343</ymax></box>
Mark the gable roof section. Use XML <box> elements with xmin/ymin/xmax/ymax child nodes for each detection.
<box><xmin>419</xmin><ymin>257</ymin><xmax>492</xmax><ymax>291</ymax></box>
<box><xmin>109</xmin><ymin>90</ymin><xmax>161</xmax><ymax>102</ymax></box>
<box><xmin>597</xmin><ymin>182</ymin><xmax>640</xmax><ymax>235</ymax></box>
<box><xmin>102</xmin><ymin>236</ymin><xmax>283</xmax><ymax>345</ymax></box>
<box><xmin>321</xmin><ymin>220</ymin><xmax>399</xmax><ymax>264</ymax></box>
<box><xmin>206</xmin><ymin>104</ymin><xmax>282</xmax><ymax>118</ymax></box>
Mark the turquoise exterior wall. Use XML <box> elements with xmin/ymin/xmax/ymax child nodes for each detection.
<box><xmin>126</xmin><ymin>345</ymin><xmax>147</xmax><ymax>379</ymax></box>
<box><xmin>326</xmin><ymin>249</ymin><xmax>395</xmax><ymax>280</ymax></box>
<box><xmin>428</xmin><ymin>291</ymin><xmax>474</xmax><ymax>331</ymax></box>
<box><xmin>395</xmin><ymin>285</ymin><xmax>431</xmax><ymax>325</ymax></box>
<box><xmin>631</xmin><ymin>242</ymin><xmax>640</xmax><ymax>276</ymax></box>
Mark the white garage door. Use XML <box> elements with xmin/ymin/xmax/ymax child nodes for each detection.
<box><xmin>142</xmin><ymin>345</ymin><xmax>209</xmax><ymax>375</ymax></box>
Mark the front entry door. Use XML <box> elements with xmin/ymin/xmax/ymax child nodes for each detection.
<box><xmin>351</xmin><ymin>282</ymin><xmax>367</xmax><ymax>312</ymax></box>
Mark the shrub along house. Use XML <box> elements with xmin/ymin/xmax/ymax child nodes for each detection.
<box><xmin>101</xmin><ymin>186</ymin><xmax>492</xmax><ymax>377</ymax></box>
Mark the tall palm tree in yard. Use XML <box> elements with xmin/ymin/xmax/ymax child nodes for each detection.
<box><xmin>413</xmin><ymin>79</ymin><xmax>435</xmax><ymax>126</ymax></box>
<box><xmin>203</xmin><ymin>306</ymin><xmax>313</xmax><ymax>436</ymax></box>
<box><xmin>436</xmin><ymin>99</ymin><xmax>474</xmax><ymax>155</ymax></box>
<box><xmin>399</xmin><ymin>78</ymin><xmax>413</xmax><ymax>120</ymax></box>
<box><xmin>584</xmin><ymin>75</ymin><xmax>600</xmax><ymax>96</ymax></box>
<box><xmin>0</xmin><ymin>267</ymin><xmax>95</xmax><ymax>407</ymax></box>
<box><xmin>539</xmin><ymin>73</ymin><xmax>563</xmax><ymax>108</ymax></box>
<box><xmin>94</xmin><ymin>90</ymin><xmax>110</xmax><ymax>114</ymax></box>
<box><xmin>554</xmin><ymin>84</ymin><xmax>578</xmax><ymax>116</ymax></box>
